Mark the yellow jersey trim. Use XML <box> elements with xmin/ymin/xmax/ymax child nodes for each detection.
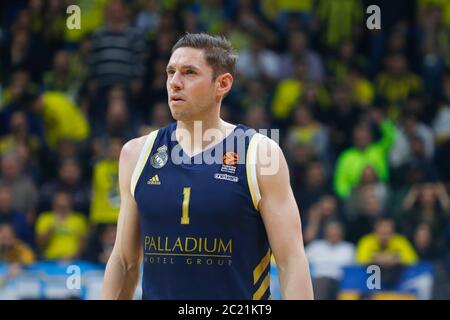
<box><xmin>253</xmin><ymin>249</ymin><xmax>271</xmax><ymax>285</ymax></box>
<box><xmin>253</xmin><ymin>272</ymin><xmax>270</xmax><ymax>300</ymax></box>
<box><xmin>246</xmin><ymin>133</ymin><xmax>264</xmax><ymax>211</ymax></box>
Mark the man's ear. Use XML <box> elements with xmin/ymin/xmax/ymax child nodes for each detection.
<box><xmin>216</xmin><ymin>73</ymin><xmax>233</xmax><ymax>97</ymax></box>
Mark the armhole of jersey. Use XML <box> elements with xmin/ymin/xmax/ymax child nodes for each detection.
<box><xmin>246</xmin><ymin>133</ymin><xmax>264</xmax><ymax>211</ymax></box>
<box><xmin>130</xmin><ymin>129</ymin><xmax>159</xmax><ymax>197</ymax></box>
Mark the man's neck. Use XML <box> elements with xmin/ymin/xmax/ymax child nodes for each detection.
<box><xmin>176</xmin><ymin>114</ymin><xmax>235</xmax><ymax>157</ymax></box>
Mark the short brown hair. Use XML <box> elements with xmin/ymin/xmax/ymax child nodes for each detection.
<box><xmin>171</xmin><ymin>33</ymin><xmax>238</xmax><ymax>80</ymax></box>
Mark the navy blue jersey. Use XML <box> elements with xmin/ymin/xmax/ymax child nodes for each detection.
<box><xmin>131</xmin><ymin>122</ymin><xmax>271</xmax><ymax>300</ymax></box>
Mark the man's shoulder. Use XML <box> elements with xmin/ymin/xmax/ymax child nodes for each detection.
<box><xmin>121</xmin><ymin>135</ymin><xmax>150</xmax><ymax>166</ymax></box>
<box><xmin>306</xmin><ymin>240</ymin><xmax>328</xmax><ymax>251</ymax></box>
<box><xmin>120</xmin><ymin>125</ymin><xmax>169</xmax><ymax>169</ymax></box>
<box><xmin>339</xmin><ymin>241</ymin><xmax>356</xmax><ymax>251</ymax></box>
<box><xmin>357</xmin><ymin>233</ymin><xmax>377</xmax><ymax>246</ymax></box>
<box><xmin>391</xmin><ymin>234</ymin><xmax>411</xmax><ymax>245</ymax></box>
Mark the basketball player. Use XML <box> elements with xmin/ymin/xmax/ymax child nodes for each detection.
<box><xmin>102</xmin><ymin>33</ymin><xmax>313</xmax><ymax>300</ymax></box>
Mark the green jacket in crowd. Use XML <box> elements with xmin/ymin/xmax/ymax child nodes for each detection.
<box><xmin>334</xmin><ymin>120</ymin><xmax>396</xmax><ymax>198</ymax></box>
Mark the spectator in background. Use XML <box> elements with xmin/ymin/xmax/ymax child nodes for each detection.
<box><xmin>286</xmin><ymin>105</ymin><xmax>329</xmax><ymax>162</ymax></box>
<box><xmin>91</xmin><ymin>96</ymin><xmax>136</xmax><ymax>161</ymax></box>
<box><xmin>69</xmin><ymin>36</ymin><xmax>91</xmax><ymax>88</ymax></box>
<box><xmin>236</xmin><ymin>34</ymin><xmax>280</xmax><ymax>83</ymax></box>
<box><xmin>35</xmin><ymin>191</ymin><xmax>87</xmax><ymax>261</ymax></box>
<box><xmin>327</xmin><ymin>82</ymin><xmax>362</xmax><ymax>155</ymax></box>
<box><xmin>31</xmin><ymin>91</ymin><xmax>90</xmax><ymax>150</ymax></box>
<box><xmin>294</xmin><ymin>161</ymin><xmax>332</xmax><ymax>213</ymax></box>
<box><xmin>356</xmin><ymin>217</ymin><xmax>418</xmax><ymax>289</ymax></box>
<box><xmin>384</xmin><ymin>22</ymin><xmax>411</xmax><ymax>61</ymax></box>
<box><xmin>299</xmin><ymin>81</ymin><xmax>331</xmax><ymax>116</ymax></box>
<box><xmin>42</xmin><ymin>50</ymin><xmax>81</xmax><ymax>101</ymax></box>
<box><xmin>0</xmin><ymin>152</ymin><xmax>38</xmax><ymax>225</ymax></box>
<box><xmin>279</xmin><ymin>29</ymin><xmax>324</xmax><ymax>82</ymax></box>
<box><xmin>2</xmin><ymin>27</ymin><xmax>34</xmax><ymax>77</ymax></box>
<box><xmin>0</xmin><ymin>186</ymin><xmax>33</xmax><ymax>246</ymax></box>
<box><xmin>401</xmin><ymin>182</ymin><xmax>450</xmax><ymax>237</ymax></box>
<box><xmin>306</xmin><ymin>220</ymin><xmax>355</xmax><ymax>300</ymax></box>
<box><xmin>328</xmin><ymin>39</ymin><xmax>366</xmax><ymax>82</ymax></box>
<box><xmin>433</xmin><ymin>72</ymin><xmax>450</xmax><ymax>134</ymax></box>
<box><xmin>433</xmin><ymin>72</ymin><xmax>450</xmax><ymax>181</ymax></box>
<box><xmin>1</xmin><ymin>69</ymin><xmax>32</xmax><ymax>109</ymax></box>
<box><xmin>40</xmin><ymin>139</ymin><xmax>84</xmax><ymax>185</ymax></box>
<box><xmin>135</xmin><ymin>0</ymin><xmax>162</xmax><ymax>36</ymax></box>
<box><xmin>346</xmin><ymin>64</ymin><xmax>375</xmax><ymax>109</ymax></box>
<box><xmin>0</xmin><ymin>110</ymin><xmax>42</xmax><ymax>180</ymax></box>
<box><xmin>39</xmin><ymin>157</ymin><xmax>90</xmax><ymax>216</ymax></box>
<box><xmin>271</xmin><ymin>58</ymin><xmax>308</xmax><ymax>121</ymax></box>
<box><xmin>83</xmin><ymin>223</ymin><xmax>117</xmax><ymax>265</ymax></box>
<box><xmin>390</xmin><ymin>129</ymin><xmax>439</xmax><ymax>212</ymax></box>
<box><xmin>0</xmin><ymin>223</ymin><xmax>34</xmax><ymax>264</ymax></box>
<box><xmin>238</xmin><ymin>79</ymin><xmax>271</xmax><ymax>112</ymax></box>
<box><xmin>346</xmin><ymin>185</ymin><xmax>387</xmax><ymax>243</ymax></box>
<box><xmin>90</xmin><ymin>137</ymin><xmax>122</xmax><ymax>225</ymax></box>
<box><xmin>147</xmin><ymin>57</ymin><xmax>170</xmax><ymax>106</ymax></box>
<box><xmin>390</xmin><ymin>113</ymin><xmax>435</xmax><ymax>169</ymax></box>
<box><xmin>334</xmin><ymin>110</ymin><xmax>395</xmax><ymax>199</ymax></box>
<box><xmin>229</xmin><ymin>0</ymin><xmax>278</xmax><ymax>47</ymax></box>
<box><xmin>346</xmin><ymin>165</ymin><xmax>389</xmax><ymax>217</ymax></box>
<box><xmin>303</xmin><ymin>195</ymin><xmax>342</xmax><ymax>244</ymax></box>
<box><xmin>412</xmin><ymin>222</ymin><xmax>445</xmax><ymax>262</ymax></box>
<box><xmin>418</xmin><ymin>4</ymin><xmax>449</xmax><ymax>98</ymax></box>
<box><xmin>264</xmin><ymin>0</ymin><xmax>315</xmax><ymax>34</ymax></box>
<box><xmin>88</xmin><ymin>0</ymin><xmax>146</xmax><ymax>100</ymax></box>
<box><xmin>0</xmin><ymin>223</ymin><xmax>35</xmax><ymax>280</ymax></box>
<box><xmin>189</xmin><ymin>0</ymin><xmax>227</xmax><ymax>35</ymax></box>
<box><xmin>392</xmin><ymin>133</ymin><xmax>438</xmax><ymax>183</ymax></box>
<box><xmin>243</xmin><ymin>105</ymin><xmax>270</xmax><ymax>132</ymax></box>
<box><xmin>0</xmin><ymin>110</ymin><xmax>41</xmax><ymax>159</ymax></box>
<box><xmin>375</xmin><ymin>53</ymin><xmax>423</xmax><ymax>120</ymax></box>
<box><xmin>148</xmin><ymin>28</ymin><xmax>176</xmax><ymax>61</ymax></box>
<box><xmin>138</xmin><ymin>101</ymin><xmax>173</xmax><ymax>137</ymax></box>
<box><xmin>0</xmin><ymin>70</ymin><xmax>42</xmax><ymax>138</ymax></box>
<box><xmin>316</xmin><ymin>0</ymin><xmax>364</xmax><ymax>49</ymax></box>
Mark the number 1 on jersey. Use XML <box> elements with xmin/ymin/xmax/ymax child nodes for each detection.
<box><xmin>181</xmin><ymin>187</ymin><xmax>191</xmax><ymax>224</ymax></box>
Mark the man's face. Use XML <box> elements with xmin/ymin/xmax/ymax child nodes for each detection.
<box><xmin>0</xmin><ymin>188</ymin><xmax>13</xmax><ymax>213</ymax></box>
<box><xmin>59</xmin><ymin>160</ymin><xmax>80</xmax><ymax>185</ymax></box>
<box><xmin>289</xmin><ymin>31</ymin><xmax>306</xmax><ymax>54</ymax></box>
<box><xmin>375</xmin><ymin>221</ymin><xmax>394</xmax><ymax>246</ymax></box>
<box><xmin>52</xmin><ymin>193</ymin><xmax>71</xmax><ymax>214</ymax></box>
<box><xmin>166</xmin><ymin>47</ymin><xmax>218</xmax><ymax>121</ymax></box>
<box><xmin>325</xmin><ymin>223</ymin><xmax>343</xmax><ymax>245</ymax></box>
<box><xmin>1</xmin><ymin>156</ymin><xmax>20</xmax><ymax>181</ymax></box>
<box><xmin>0</xmin><ymin>225</ymin><xmax>15</xmax><ymax>249</ymax></box>
<box><xmin>353</xmin><ymin>125</ymin><xmax>372</xmax><ymax>149</ymax></box>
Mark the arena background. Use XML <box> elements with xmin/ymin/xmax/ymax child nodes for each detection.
<box><xmin>0</xmin><ymin>0</ymin><xmax>449</xmax><ymax>300</ymax></box>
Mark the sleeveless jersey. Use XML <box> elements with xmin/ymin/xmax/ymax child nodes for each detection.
<box><xmin>131</xmin><ymin>122</ymin><xmax>271</xmax><ymax>300</ymax></box>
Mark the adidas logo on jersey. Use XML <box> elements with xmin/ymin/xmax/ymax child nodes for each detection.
<box><xmin>147</xmin><ymin>174</ymin><xmax>161</xmax><ymax>185</ymax></box>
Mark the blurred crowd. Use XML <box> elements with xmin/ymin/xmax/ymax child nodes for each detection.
<box><xmin>0</xmin><ymin>0</ymin><xmax>450</xmax><ymax>299</ymax></box>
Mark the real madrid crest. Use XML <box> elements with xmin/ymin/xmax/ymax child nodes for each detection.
<box><xmin>151</xmin><ymin>145</ymin><xmax>168</xmax><ymax>169</ymax></box>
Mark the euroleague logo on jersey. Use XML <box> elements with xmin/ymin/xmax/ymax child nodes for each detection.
<box><xmin>223</xmin><ymin>151</ymin><xmax>239</xmax><ymax>166</ymax></box>
<box><xmin>216</xmin><ymin>151</ymin><xmax>239</xmax><ymax>182</ymax></box>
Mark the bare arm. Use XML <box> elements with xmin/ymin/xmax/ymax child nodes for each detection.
<box><xmin>303</xmin><ymin>205</ymin><xmax>323</xmax><ymax>244</ymax></box>
<box><xmin>434</xmin><ymin>183</ymin><xmax>450</xmax><ymax>212</ymax></box>
<box><xmin>256</xmin><ymin>137</ymin><xmax>314</xmax><ymax>300</ymax></box>
<box><xmin>402</xmin><ymin>184</ymin><xmax>420</xmax><ymax>211</ymax></box>
<box><xmin>102</xmin><ymin>137</ymin><xmax>146</xmax><ymax>299</ymax></box>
